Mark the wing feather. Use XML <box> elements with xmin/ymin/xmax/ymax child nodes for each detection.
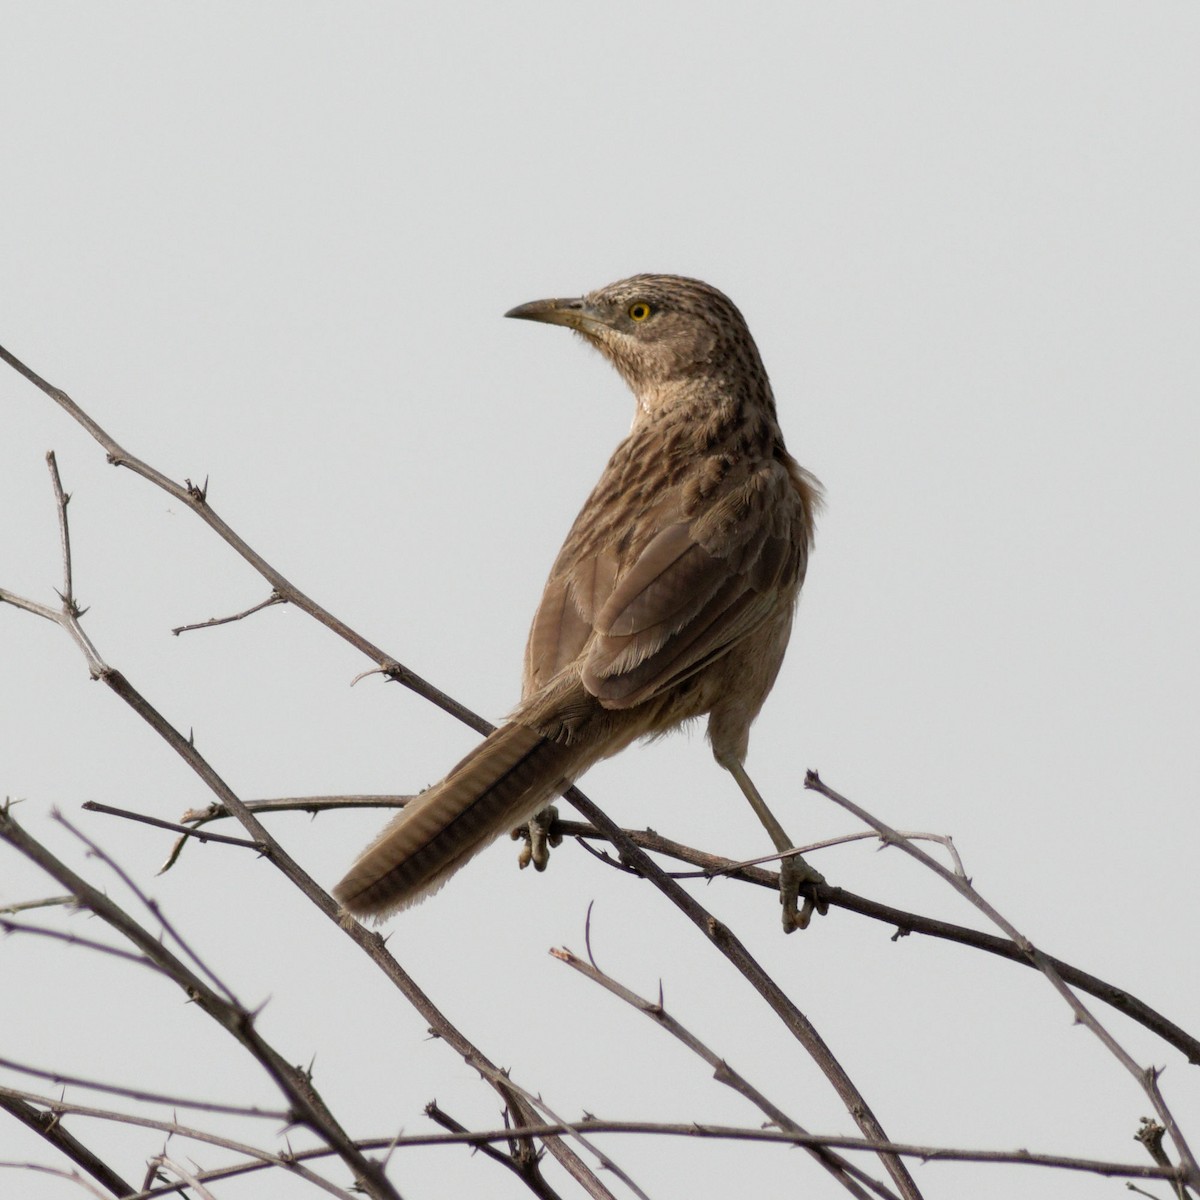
<box><xmin>524</xmin><ymin>459</ymin><xmax>808</xmax><ymax>710</ymax></box>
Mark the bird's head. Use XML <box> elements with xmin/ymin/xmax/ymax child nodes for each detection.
<box><xmin>506</xmin><ymin>274</ymin><xmax>766</xmax><ymax>416</ymax></box>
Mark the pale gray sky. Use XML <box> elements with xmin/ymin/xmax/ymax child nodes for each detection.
<box><xmin>2</xmin><ymin>5</ymin><xmax>1198</xmax><ymax>1199</ymax></box>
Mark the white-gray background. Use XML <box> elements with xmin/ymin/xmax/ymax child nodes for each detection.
<box><xmin>2</xmin><ymin>5</ymin><xmax>1197</xmax><ymax>1199</ymax></box>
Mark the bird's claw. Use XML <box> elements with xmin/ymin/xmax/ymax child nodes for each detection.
<box><xmin>512</xmin><ymin>805</ymin><xmax>562</xmax><ymax>871</ymax></box>
<box><xmin>779</xmin><ymin>854</ymin><xmax>827</xmax><ymax>934</ymax></box>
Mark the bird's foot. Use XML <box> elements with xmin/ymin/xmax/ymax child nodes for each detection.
<box><xmin>779</xmin><ymin>853</ymin><xmax>828</xmax><ymax>934</ymax></box>
<box><xmin>512</xmin><ymin>805</ymin><xmax>562</xmax><ymax>871</ymax></box>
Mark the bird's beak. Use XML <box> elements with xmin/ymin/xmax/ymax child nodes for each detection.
<box><xmin>505</xmin><ymin>296</ymin><xmax>599</xmax><ymax>332</ymax></box>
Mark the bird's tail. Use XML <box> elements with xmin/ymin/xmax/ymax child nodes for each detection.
<box><xmin>333</xmin><ymin>722</ymin><xmax>577</xmax><ymax>920</ymax></box>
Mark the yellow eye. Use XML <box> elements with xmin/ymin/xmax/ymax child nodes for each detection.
<box><xmin>628</xmin><ymin>302</ymin><xmax>652</xmax><ymax>322</ymax></box>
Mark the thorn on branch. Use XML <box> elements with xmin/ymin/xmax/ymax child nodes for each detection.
<box><xmin>583</xmin><ymin>899</ymin><xmax>599</xmax><ymax>971</ymax></box>
<box><xmin>381</xmin><ymin>659</ymin><xmax>408</xmax><ymax>683</ymax></box>
<box><xmin>575</xmin><ymin>835</ymin><xmax>640</xmax><ymax>875</ymax></box>
<box><xmin>350</xmin><ymin>664</ymin><xmax>391</xmax><ymax>687</ymax></box>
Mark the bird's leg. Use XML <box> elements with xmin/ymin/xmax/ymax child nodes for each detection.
<box><xmin>512</xmin><ymin>804</ymin><xmax>562</xmax><ymax>871</ymax></box>
<box><xmin>722</xmin><ymin>758</ymin><xmax>826</xmax><ymax>933</ymax></box>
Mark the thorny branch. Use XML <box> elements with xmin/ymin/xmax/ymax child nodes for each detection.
<box><xmin>5</xmin><ymin>1092</ymin><xmax>1185</xmax><ymax>1200</ymax></box>
<box><xmin>4</xmin><ymin>343</ymin><xmax>1198</xmax><ymax>1197</ymax></box>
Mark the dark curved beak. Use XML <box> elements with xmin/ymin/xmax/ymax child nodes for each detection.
<box><xmin>504</xmin><ymin>296</ymin><xmax>590</xmax><ymax>329</ymax></box>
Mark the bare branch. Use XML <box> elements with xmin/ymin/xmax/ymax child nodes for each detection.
<box><xmin>159</xmin><ymin>796</ymin><xmax>407</xmax><ymax>873</ymax></box>
<box><xmin>171</xmin><ymin>591</ymin><xmax>286</xmax><ymax>637</ymax></box>
<box><xmin>179</xmin><ymin>796</ymin><xmax>409</xmax><ymax>824</ymax></box>
<box><xmin>121</xmin><ymin>1121</ymin><xmax>1197</xmax><ymax>1190</ymax></box>
<box><xmin>672</xmin><ymin>827</ymin><xmax>966</xmax><ymax>880</ymax></box>
<box><xmin>0</xmin><ymin>1161</ymin><xmax>113</xmax><ymax>1198</ymax></box>
<box><xmin>0</xmin><ymin>585</ymin><xmax>75</xmax><ymax>628</ymax></box>
<box><xmin>0</xmin><ymin>1057</ymin><xmax>289</xmax><ymax>1119</ymax></box>
<box><xmin>82</xmin><ymin>801</ymin><xmax>264</xmax><ymax>852</ymax></box>
<box><xmin>46</xmin><ymin>451</ymin><xmax>76</xmax><ymax>611</ymax></box>
<box><xmin>0</xmin><ymin>917</ymin><xmax>154</xmax><ymax>968</ymax></box>
<box><xmin>0</xmin><ymin>894</ymin><xmax>76</xmax><ymax>915</ymax></box>
<box><xmin>9</xmin><ymin>1075</ymin><xmax>1180</xmax><ymax>1198</ymax></box>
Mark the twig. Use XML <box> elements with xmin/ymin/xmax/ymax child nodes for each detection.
<box><xmin>160</xmin><ymin>796</ymin><xmax>1200</xmax><ymax>1077</ymax></box>
<box><xmin>0</xmin><ymin>1161</ymin><xmax>111</xmax><ymax>1198</ymax></box>
<box><xmin>670</xmin><ymin>828</ymin><xmax>965</xmax><ymax>880</ymax></box>
<box><xmin>0</xmin><ymin>1057</ymin><xmax>288</xmax><ymax>1119</ymax></box>
<box><xmin>46</xmin><ymin>451</ymin><xmax>75</xmax><ymax>611</ymax></box>
<box><xmin>180</xmin><ymin>796</ymin><xmax>409</xmax><ymax>824</ymax></box>
<box><xmin>0</xmin><ymin>894</ymin><xmax>76</xmax><ymax>915</ymax></box>
<box><xmin>159</xmin><ymin>795</ymin><xmax>408</xmax><ymax>873</ymax></box>
<box><xmin>171</xmin><ymin>591</ymin><xmax>286</xmax><ymax>636</ymax></box>
<box><xmin>0</xmin><ymin>918</ymin><xmax>153</xmax><ymax>968</ymax></box>
<box><xmin>82</xmin><ymin>801</ymin><xmax>264</xmax><ymax>852</ymax></box>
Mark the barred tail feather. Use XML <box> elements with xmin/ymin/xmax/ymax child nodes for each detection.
<box><xmin>333</xmin><ymin>723</ymin><xmax>576</xmax><ymax>920</ymax></box>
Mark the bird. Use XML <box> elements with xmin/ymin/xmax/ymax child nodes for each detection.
<box><xmin>334</xmin><ymin>274</ymin><xmax>824</xmax><ymax>931</ymax></box>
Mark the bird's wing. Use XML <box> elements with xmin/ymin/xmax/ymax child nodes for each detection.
<box><xmin>524</xmin><ymin>545</ymin><xmax>619</xmax><ymax>693</ymax></box>
<box><xmin>525</xmin><ymin>460</ymin><xmax>806</xmax><ymax>708</ymax></box>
